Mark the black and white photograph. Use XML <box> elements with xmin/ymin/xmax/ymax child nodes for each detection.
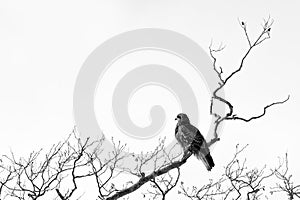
<box><xmin>0</xmin><ymin>1</ymin><xmax>299</xmax><ymax>199</ymax></box>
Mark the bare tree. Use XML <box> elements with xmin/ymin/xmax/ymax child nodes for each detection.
<box><xmin>179</xmin><ymin>175</ymin><xmax>230</xmax><ymax>199</ymax></box>
<box><xmin>223</xmin><ymin>144</ymin><xmax>274</xmax><ymax>200</ymax></box>
<box><xmin>0</xmin><ymin>18</ymin><xmax>291</xmax><ymax>200</ymax></box>
<box><xmin>0</xmin><ymin>159</ymin><xmax>14</xmax><ymax>199</ymax></box>
<box><xmin>0</xmin><ymin>129</ymin><xmax>98</xmax><ymax>200</ymax></box>
<box><xmin>271</xmin><ymin>154</ymin><xmax>300</xmax><ymax>200</ymax></box>
<box><xmin>180</xmin><ymin>144</ymin><xmax>299</xmax><ymax>200</ymax></box>
<box><xmin>2</xmin><ymin>139</ymin><xmax>296</xmax><ymax>200</ymax></box>
<box><xmin>104</xmin><ymin>16</ymin><xmax>289</xmax><ymax>200</ymax></box>
<box><xmin>208</xmin><ymin>17</ymin><xmax>289</xmax><ymax>146</ymax></box>
<box><xmin>144</xmin><ymin>167</ymin><xmax>180</xmax><ymax>200</ymax></box>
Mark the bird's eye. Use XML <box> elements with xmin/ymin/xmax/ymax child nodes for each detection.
<box><xmin>177</xmin><ymin>115</ymin><xmax>181</xmax><ymax>119</ymax></box>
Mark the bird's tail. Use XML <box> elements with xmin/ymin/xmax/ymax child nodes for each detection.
<box><xmin>196</xmin><ymin>152</ymin><xmax>215</xmax><ymax>171</ymax></box>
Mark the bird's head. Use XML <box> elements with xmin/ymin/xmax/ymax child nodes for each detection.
<box><xmin>175</xmin><ymin>113</ymin><xmax>190</xmax><ymax>125</ymax></box>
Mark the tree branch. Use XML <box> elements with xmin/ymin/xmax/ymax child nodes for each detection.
<box><xmin>106</xmin><ymin>153</ymin><xmax>192</xmax><ymax>200</ymax></box>
<box><xmin>208</xmin><ymin>17</ymin><xmax>289</xmax><ymax>147</ymax></box>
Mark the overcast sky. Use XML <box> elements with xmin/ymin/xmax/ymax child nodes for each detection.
<box><xmin>0</xmin><ymin>0</ymin><xmax>299</xmax><ymax>199</ymax></box>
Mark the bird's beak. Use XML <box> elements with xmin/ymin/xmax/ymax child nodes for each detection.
<box><xmin>175</xmin><ymin>117</ymin><xmax>178</xmax><ymax>121</ymax></box>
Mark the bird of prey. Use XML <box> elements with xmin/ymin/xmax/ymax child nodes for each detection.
<box><xmin>175</xmin><ymin>113</ymin><xmax>215</xmax><ymax>171</ymax></box>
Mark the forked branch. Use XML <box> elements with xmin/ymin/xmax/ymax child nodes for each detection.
<box><xmin>208</xmin><ymin>17</ymin><xmax>289</xmax><ymax>146</ymax></box>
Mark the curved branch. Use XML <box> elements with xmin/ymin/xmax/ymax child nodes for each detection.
<box><xmin>227</xmin><ymin>95</ymin><xmax>290</xmax><ymax>122</ymax></box>
<box><xmin>208</xmin><ymin>17</ymin><xmax>289</xmax><ymax>147</ymax></box>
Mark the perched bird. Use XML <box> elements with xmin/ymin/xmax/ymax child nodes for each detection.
<box><xmin>175</xmin><ymin>113</ymin><xmax>215</xmax><ymax>171</ymax></box>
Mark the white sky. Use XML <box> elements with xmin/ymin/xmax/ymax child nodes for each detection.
<box><xmin>0</xmin><ymin>0</ymin><xmax>299</xmax><ymax>199</ymax></box>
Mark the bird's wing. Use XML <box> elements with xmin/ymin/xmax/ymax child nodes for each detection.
<box><xmin>179</xmin><ymin>124</ymin><xmax>214</xmax><ymax>171</ymax></box>
<box><xmin>182</xmin><ymin>124</ymin><xmax>210</xmax><ymax>155</ymax></box>
<box><xmin>178</xmin><ymin>125</ymin><xmax>196</xmax><ymax>147</ymax></box>
<box><xmin>194</xmin><ymin>129</ymin><xmax>210</xmax><ymax>155</ymax></box>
